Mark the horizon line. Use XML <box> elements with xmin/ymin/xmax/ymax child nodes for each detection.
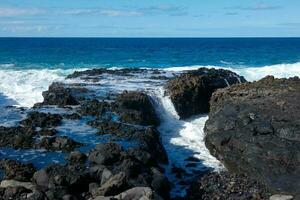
<box><xmin>0</xmin><ymin>36</ymin><xmax>300</xmax><ymax>39</ymax></box>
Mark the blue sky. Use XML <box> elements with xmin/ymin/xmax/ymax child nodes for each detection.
<box><xmin>0</xmin><ymin>0</ymin><xmax>299</xmax><ymax>37</ymax></box>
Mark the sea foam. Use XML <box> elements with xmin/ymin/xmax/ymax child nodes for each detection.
<box><xmin>0</xmin><ymin>68</ymin><xmax>84</xmax><ymax>107</ymax></box>
<box><xmin>164</xmin><ymin>61</ymin><xmax>300</xmax><ymax>81</ymax></box>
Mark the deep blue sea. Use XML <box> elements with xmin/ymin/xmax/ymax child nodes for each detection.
<box><xmin>1</xmin><ymin>38</ymin><xmax>300</xmax><ymax>69</ymax></box>
<box><xmin>1</xmin><ymin>37</ymin><xmax>300</xmax><ymax>107</ymax></box>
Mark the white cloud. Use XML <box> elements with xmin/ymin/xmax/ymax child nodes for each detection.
<box><xmin>0</xmin><ymin>7</ymin><xmax>44</xmax><ymax>17</ymax></box>
<box><xmin>61</xmin><ymin>9</ymin><xmax>97</xmax><ymax>15</ymax></box>
<box><xmin>100</xmin><ymin>9</ymin><xmax>142</xmax><ymax>17</ymax></box>
<box><xmin>229</xmin><ymin>4</ymin><xmax>282</xmax><ymax>11</ymax></box>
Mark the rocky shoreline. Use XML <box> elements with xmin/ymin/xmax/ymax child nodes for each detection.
<box><xmin>0</xmin><ymin>68</ymin><xmax>298</xmax><ymax>200</ymax></box>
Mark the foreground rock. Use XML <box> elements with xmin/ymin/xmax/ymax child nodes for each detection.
<box><xmin>186</xmin><ymin>171</ymin><xmax>271</xmax><ymax>200</ymax></box>
<box><xmin>205</xmin><ymin>76</ymin><xmax>300</xmax><ymax>197</ymax></box>
<box><xmin>166</xmin><ymin>68</ymin><xmax>246</xmax><ymax>119</ymax></box>
<box><xmin>93</xmin><ymin>187</ymin><xmax>163</xmax><ymax>200</ymax></box>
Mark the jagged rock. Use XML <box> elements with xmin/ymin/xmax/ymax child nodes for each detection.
<box><xmin>38</xmin><ymin>82</ymin><xmax>82</xmax><ymax>106</ymax></box>
<box><xmin>93</xmin><ymin>172</ymin><xmax>128</xmax><ymax>197</ymax></box>
<box><xmin>21</xmin><ymin>112</ymin><xmax>62</xmax><ymax>128</ymax></box>
<box><xmin>166</xmin><ymin>68</ymin><xmax>246</xmax><ymax>119</ymax></box>
<box><xmin>205</xmin><ymin>76</ymin><xmax>300</xmax><ymax>197</ymax></box>
<box><xmin>88</xmin><ymin>143</ymin><xmax>123</xmax><ymax>165</ymax></box>
<box><xmin>66</xmin><ymin>68</ymin><xmax>148</xmax><ymax>79</ymax></box>
<box><xmin>78</xmin><ymin>99</ymin><xmax>110</xmax><ymax>117</ymax></box>
<box><xmin>2</xmin><ymin>186</ymin><xmax>32</xmax><ymax>200</ymax></box>
<box><xmin>115</xmin><ymin>91</ymin><xmax>159</xmax><ymax>126</ymax></box>
<box><xmin>0</xmin><ymin>159</ymin><xmax>36</xmax><ymax>182</ymax></box>
<box><xmin>32</xmin><ymin>164</ymin><xmax>90</xmax><ymax>192</ymax></box>
<box><xmin>0</xmin><ymin>126</ymin><xmax>35</xmax><ymax>149</ymax></box>
<box><xmin>91</xmin><ymin>121</ymin><xmax>168</xmax><ymax>164</ymax></box>
<box><xmin>65</xmin><ymin>151</ymin><xmax>87</xmax><ymax>165</ymax></box>
<box><xmin>38</xmin><ymin>136</ymin><xmax>82</xmax><ymax>152</ymax></box>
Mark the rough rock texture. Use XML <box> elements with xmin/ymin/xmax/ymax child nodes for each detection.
<box><xmin>37</xmin><ymin>136</ymin><xmax>82</xmax><ymax>152</ymax></box>
<box><xmin>93</xmin><ymin>187</ymin><xmax>163</xmax><ymax>200</ymax></box>
<box><xmin>90</xmin><ymin>121</ymin><xmax>168</xmax><ymax>164</ymax></box>
<box><xmin>21</xmin><ymin>112</ymin><xmax>62</xmax><ymax>128</ymax></box>
<box><xmin>166</xmin><ymin>68</ymin><xmax>246</xmax><ymax>119</ymax></box>
<box><xmin>186</xmin><ymin>171</ymin><xmax>271</xmax><ymax>200</ymax></box>
<box><xmin>37</xmin><ymin>82</ymin><xmax>82</xmax><ymax>106</ymax></box>
<box><xmin>0</xmin><ymin>126</ymin><xmax>35</xmax><ymax>149</ymax></box>
<box><xmin>115</xmin><ymin>91</ymin><xmax>160</xmax><ymax>126</ymax></box>
<box><xmin>0</xmin><ymin>159</ymin><xmax>36</xmax><ymax>182</ymax></box>
<box><xmin>205</xmin><ymin>76</ymin><xmax>300</xmax><ymax>197</ymax></box>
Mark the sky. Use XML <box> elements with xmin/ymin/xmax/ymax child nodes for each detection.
<box><xmin>0</xmin><ymin>0</ymin><xmax>299</xmax><ymax>37</ymax></box>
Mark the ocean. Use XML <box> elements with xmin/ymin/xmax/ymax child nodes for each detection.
<box><xmin>1</xmin><ymin>38</ymin><xmax>300</xmax><ymax>196</ymax></box>
<box><xmin>1</xmin><ymin>38</ymin><xmax>300</xmax><ymax>107</ymax></box>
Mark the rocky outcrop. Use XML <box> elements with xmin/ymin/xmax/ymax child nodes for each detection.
<box><xmin>20</xmin><ymin>112</ymin><xmax>62</xmax><ymax>128</ymax></box>
<box><xmin>37</xmin><ymin>136</ymin><xmax>82</xmax><ymax>152</ymax></box>
<box><xmin>115</xmin><ymin>91</ymin><xmax>160</xmax><ymax>126</ymax></box>
<box><xmin>90</xmin><ymin>121</ymin><xmax>168</xmax><ymax>164</ymax></box>
<box><xmin>205</xmin><ymin>76</ymin><xmax>300</xmax><ymax>197</ymax></box>
<box><xmin>36</xmin><ymin>82</ymin><xmax>85</xmax><ymax>107</ymax></box>
<box><xmin>0</xmin><ymin>126</ymin><xmax>35</xmax><ymax>149</ymax></box>
<box><xmin>186</xmin><ymin>171</ymin><xmax>271</xmax><ymax>200</ymax></box>
<box><xmin>166</xmin><ymin>68</ymin><xmax>246</xmax><ymax>119</ymax></box>
<box><xmin>0</xmin><ymin>159</ymin><xmax>36</xmax><ymax>182</ymax></box>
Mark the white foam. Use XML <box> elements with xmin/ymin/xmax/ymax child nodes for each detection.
<box><xmin>163</xmin><ymin>61</ymin><xmax>300</xmax><ymax>81</ymax></box>
<box><xmin>0</xmin><ymin>68</ymin><xmax>84</xmax><ymax>107</ymax></box>
<box><xmin>231</xmin><ymin>62</ymin><xmax>300</xmax><ymax>81</ymax></box>
<box><xmin>152</xmin><ymin>87</ymin><xmax>223</xmax><ymax>196</ymax></box>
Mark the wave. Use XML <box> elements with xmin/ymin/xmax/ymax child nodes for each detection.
<box><xmin>1</xmin><ymin>62</ymin><xmax>300</xmax><ymax>107</ymax></box>
<box><xmin>0</xmin><ymin>68</ymin><xmax>85</xmax><ymax>107</ymax></box>
<box><xmin>164</xmin><ymin>62</ymin><xmax>300</xmax><ymax>81</ymax></box>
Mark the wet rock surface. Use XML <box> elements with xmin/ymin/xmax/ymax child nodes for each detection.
<box><xmin>0</xmin><ymin>68</ymin><xmax>173</xmax><ymax>199</ymax></box>
<box><xmin>1</xmin><ymin>68</ymin><xmax>293</xmax><ymax>199</ymax></box>
<box><xmin>205</xmin><ymin>76</ymin><xmax>300</xmax><ymax>197</ymax></box>
<box><xmin>35</xmin><ymin>82</ymin><xmax>87</xmax><ymax>107</ymax></box>
<box><xmin>166</xmin><ymin>68</ymin><xmax>246</xmax><ymax>119</ymax></box>
<box><xmin>186</xmin><ymin>171</ymin><xmax>271</xmax><ymax>200</ymax></box>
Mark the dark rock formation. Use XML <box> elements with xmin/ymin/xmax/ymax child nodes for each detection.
<box><xmin>0</xmin><ymin>126</ymin><xmax>35</xmax><ymax>149</ymax></box>
<box><xmin>37</xmin><ymin>136</ymin><xmax>82</xmax><ymax>152</ymax></box>
<box><xmin>115</xmin><ymin>91</ymin><xmax>160</xmax><ymax>126</ymax></box>
<box><xmin>205</xmin><ymin>76</ymin><xmax>300</xmax><ymax>197</ymax></box>
<box><xmin>166</xmin><ymin>68</ymin><xmax>246</xmax><ymax>119</ymax></box>
<box><xmin>21</xmin><ymin>112</ymin><xmax>62</xmax><ymax>128</ymax></box>
<box><xmin>0</xmin><ymin>159</ymin><xmax>36</xmax><ymax>182</ymax></box>
<box><xmin>37</xmin><ymin>82</ymin><xmax>82</xmax><ymax>107</ymax></box>
<box><xmin>186</xmin><ymin>171</ymin><xmax>271</xmax><ymax>200</ymax></box>
<box><xmin>32</xmin><ymin>164</ymin><xmax>90</xmax><ymax>193</ymax></box>
<box><xmin>66</xmin><ymin>68</ymin><xmax>148</xmax><ymax>79</ymax></box>
<box><xmin>90</xmin><ymin>121</ymin><xmax>168</xmax><ymax>164</ymax></box>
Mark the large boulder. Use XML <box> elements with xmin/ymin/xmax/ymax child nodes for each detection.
<box><xmin>115</xmin><ymin>91</ymin><xmax>160</xmax><ymax>126</ymax></box>
<box><xmin>205</xmin><ymin>76</ymin><xmax>300</xmax><ymax>197</ymax></box>
<box><xmin>166</xmin><ymin>68</ymin><xmax>246</xmax><ymax>119</ymax></box>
